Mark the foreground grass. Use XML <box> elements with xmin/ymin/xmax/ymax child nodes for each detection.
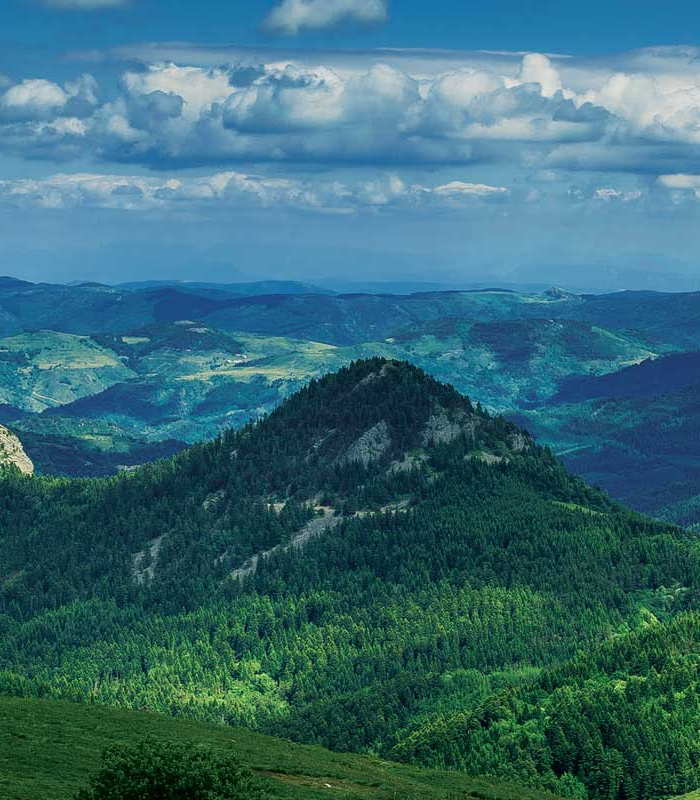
<box><xmin>0</xmin><ymin>696</ymin><xmax>558</xmax><ymax>800</ymax></box>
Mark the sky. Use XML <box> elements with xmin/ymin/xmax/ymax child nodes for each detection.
<box><xmin>2</xmin><ymin>0</ymin><xmax>700</xmax><ymax>289</ymax></box>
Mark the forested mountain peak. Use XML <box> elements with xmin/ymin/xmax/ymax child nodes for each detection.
<box><xmin>250</xmin><ymin>357</ymin><xmax>534</xmax><ymax>479</ymax></box>
<box><xmin>3</xmin><ymin>358</ymin><xmax>700</xmax><ymax>800</ymax></box>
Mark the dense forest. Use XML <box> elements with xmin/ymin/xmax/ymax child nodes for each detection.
<box><xmin>2</xmin><ymin>358</ymin><xmax>700</xmax><ymax>800</ymax></box>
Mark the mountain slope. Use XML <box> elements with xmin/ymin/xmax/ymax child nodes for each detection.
<box><xmin>517</xmin><ymin>351</ymin><xmax>700</xmax><ymax>527</ymax></box>
<box><xmin>393</xmin><ymin>611</ymin><xmax>700</xmax><ymax>799</ymax></box>
<box><xmin>2</xmin><ymin>359</ymin><xmax>700</xmax><ymax>800</ymax></box>
<box><xmin>0</xmin><ymin>696</ymin><xmax>555</xmax><ymax>800</ymax></box>
<box><xmin>391</xmin><ymin>317</ymin><xmax>657</xmax><ymax>408</ymax></box>
<box><xmin>552</xmin><ymin>350</ymin><xmax>700</xmax><ymax>404</ymax></box>
<box><xmin>2</xmin><ymin>315</ymin><xmax>658</xmax><ymax>477</ymax></box>
<box><xmin>0</xmin><ymin>330</ymin><xmax>135</xmax><ymax>412</ymax></box>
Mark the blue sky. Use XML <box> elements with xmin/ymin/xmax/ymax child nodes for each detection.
<box><xmin>5</xmin><ymin>0</ymin><xmax>699</xmax><ymax>58</ymax></box>
<box><xmin>2</xmin><ymin>0</ymin><xmax>700</xmax><ymax>289</ymax></box>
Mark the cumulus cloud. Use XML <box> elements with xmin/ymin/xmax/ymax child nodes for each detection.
<box><xmin>28</xmin><ymin>57</ymin><xmax>596</xmax><ymax>168</ymax></box>
<box><xmin>656</xmin><ymin>173</ymin><xmax>700</xmax><ymax>202</ymax></box>
<box><xmin>0</xmin><ymin>170</ymin><xmax>508</xmax><ymax>213</ymax></box>
<box><xmin>0</xmin><ymin>75</ymin><xmax>98</xmax><ymax>122</ymax></box>
<box><xmin>4</xmin><ymin>47</ymin><xmax>700</xmax><ymax>177</ymax></box>
<box><xmin>262</xmin><ymin>0</ymin><xmax>388</xmax><ymax>36</ymax></box>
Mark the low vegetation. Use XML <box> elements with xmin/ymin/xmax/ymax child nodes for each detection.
<box><xmin>0</xmin><ymin>696</ymin><xmax>557</xmax><ymax>800</ymax></box>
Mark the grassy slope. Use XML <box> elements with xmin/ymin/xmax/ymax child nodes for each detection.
<box><xmin>0</xmin><ymin>697</ymin><xmax>557</xmax><ymax>800</ymax></box>
<box><xmin>0</xmin><ymin>331</ymin><xmax>134</xmax><ymax>413</ymax></box>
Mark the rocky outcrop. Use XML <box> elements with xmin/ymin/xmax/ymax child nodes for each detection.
<box><xmin>132</xmin><ymin>535</ymin><xmax>165</xmax><ymax>585</ymax></box>
<box><xmin>341</xmin><ymin>421</ymin><xmax>391</xmax><ymax>467</ymax></box>
<box><xmin>508</xmin><ymin>432</ymin><xmax>530</xmax><ymax>452</ymax></box>
<box><xmin>388</xmin><ymin>452</ymin><xmax>429</xmax><ymax>474</ymax></box>
<box><xmin>203</xmin><ymin>489</ymin><xmax>226</xmax><ymax>512</ymax></box>
<box><xmin>422</xmin><ymin>409</ymin><xmax>475</xmax><ymax>447</ymax></box>
<box><xmin>0</xmin><ymin>425</ymin><xmax>33</xmax><ymax>475</ymax></box>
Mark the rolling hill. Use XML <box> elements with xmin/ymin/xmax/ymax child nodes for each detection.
<box><xmin>3</xmin><ymin>278</ymin><xmax>700</xmax><ymax>348</ymax></box>
<box><xmin>0</xmin><ymin>315</ymin><xmax>658</xmax><ymax>476</ymax></box>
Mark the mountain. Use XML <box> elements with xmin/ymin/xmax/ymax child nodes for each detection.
<box><xmin>3</xmin><ymin>358</ymin><xmax>700</xmax><ymax>799</ymax></box>
<box><xmin>553</xmin><ymin>350</ymin><xmax>700</xmax><ymax>404</ymax></box>
<box><xmin>0</xmin><ymin>696</ymin><xmax>555</xmax><ymax>800</ymax></box>
<box><xmin>0</xmin><ymin>278</ymin><xmax>698</xmax><ymax>534</ymax></box>
<box><xmin>0</xmin><ymin>330</ymin><xmax>134</xmax><ymax>413</ymax></box>
<box><xmin>391</xmin><ymin>317</ymin><xmax>657</xmax><ymax>409</ymax></box>
<box><xmin>3</xmin><ymin>278</ymin><xmax>700</xmax><ymax>349</ymax></box>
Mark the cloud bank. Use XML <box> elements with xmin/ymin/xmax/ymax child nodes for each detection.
<box><xmin>0</xmin><ymin>170</ymin><xmax>508</xmax><ymax>213</ymax></box>
<box><xmin>4</xmin><ymin>46</ymin><xmax>700</xmax><ymax>180</ymax></box>
<box><xmin>1</xmin><ymin>45</ymin><xmax>700</xmax><ymax>222</ymax></box>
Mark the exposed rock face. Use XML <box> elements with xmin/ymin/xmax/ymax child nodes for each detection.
<box><xmin>342</xmin><ymin>421</ymin><xmax>391</xmax><ymax>467</ymax></box>
<box><xmin>388</xmin><ymin>452</ymin><xmax>429</xmax><ymax>474</ymax></box>
<box><xmin>355</xmin><ymin>362</ymin><xmax>393</xmax><ymax>389</ymax></box>
<box><xmin>231</xmin><ymin>508</ymin><xmax>341</xmax><ymax>581</ymax></box>
<box><xmin>422</xmin><ymin>410</ymin><xmax>474</xmax><ymax>447</ymax></box>
<box><xmin>132</xmin><ymin>535</ymin><xmax>165</xmax><ymax>585</ymax></box>
<box><xmin>306</xmin><ymin>428</ymin><xmax>338</xmax><ymax>463</ymax></box>
<box><xmin>0</xmin><ymin>425</ymin><xmax>33</xmax><ymax>475</ymax></box>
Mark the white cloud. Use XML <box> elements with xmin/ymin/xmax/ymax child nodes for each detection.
<box><xmin>0</xmin><ymin>80</ymin><xmax>68</xmax><ymax>121</ymax></box>
<box><xmin>656</xmin><ymin>173</ymin><xmax>700</xmax><ymax>201</ymax></box>
<box><xmin>593</xmin><ymin>187</ymin><xmax>642</xmax><ymax>202</ymax></box>
<box><xmin>658</xmin><ymin>173</ymin><xmax>700</xmax><ymax>189</ymax></box>
<box><xmin>514</xmin><ymin>53</ymin><xmax>563</xmax><ymax>97</ymax></box>
<box><xmin>0</xmin><ymin>75</ymin><xmax>98</xmax><ymax>122</ymax></box>
<box><xmin>431</xmin><ymin>181</ymin><xmax>508</xmax><ymax>198</ymax></box>
<box><xmin>4</xmin><ymin>47</ymin><xmax>700</xmax><ymax>176</ymax></box>
<box><xmin>0</xmin><ymin>170</ymin><xmax>508</xmax><ymax>213</ymax></box>
<box><xmin>262</xmin><ymin>0</ymin><xmax>388</xmax><ymax>35</ymax></box>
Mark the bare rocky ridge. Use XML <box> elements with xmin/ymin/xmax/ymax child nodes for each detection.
<box><xmin>132</xmin><ymin>535</ymin><xmax>165</xmax><ymax>585</ymax></box>
<box><xmin>0</xmin><ymin>425</ymin><xmax>33</xmax><ymax>475</ymax></box>
<box><xmin>231</xmin><ymin>507</ymin><xmax>341</xmax><ymax>581</ymax></box>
